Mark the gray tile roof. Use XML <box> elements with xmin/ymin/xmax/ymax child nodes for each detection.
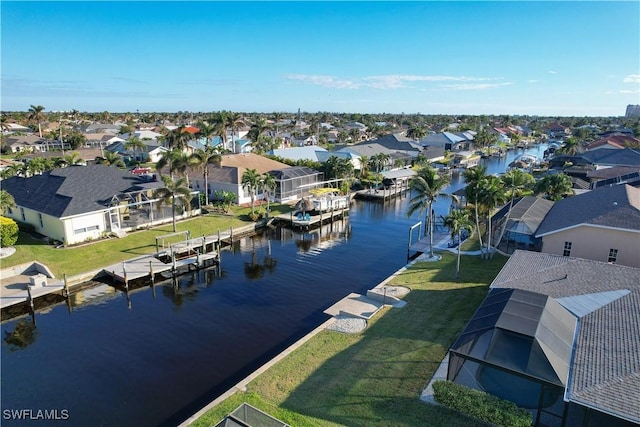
<box><xmin>535</xmin><ymin>184</ymin><xmax>640</xmax><ymax>236</ymax></box>
<box><xmin>492</xmin><ymin>196</ymin><xmax>555</xmax><ymax>235</ymax></box>
<box><xmin>2</xmin><ymin>165</ymin><xmax>153</xmax><ymax>217</ymax></box>
<box><xmin>490</xmin><ymin>251</ymin><xmax>640</xmax><ymax>423</ymax></box>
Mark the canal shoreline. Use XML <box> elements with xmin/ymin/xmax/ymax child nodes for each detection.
<box><xmin>177</xmin><ymin>247</ymin><xmax>438</xmax><ymax>426</ymax></box>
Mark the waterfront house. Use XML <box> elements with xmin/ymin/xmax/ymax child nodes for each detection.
<box><xmin>3</xmin><ymin>135</ymin><xmax>48</xmax><ymax>153</ymax></box>
<box><xmin>586</xmin><ymin>134</ymin><xmax>640</xmax><ymax>151</ymax></box>
<box><xmin>420</xmin><ymin>132</ymin><xmax>469</xmax><ymax>152</ymax></box>
<box><xmin>535</xmin><ymin>184</ymin><xmax>640</xmax><ymax>267</ymax></box>
<box><xmin>2</xmin><ymin>164</ymin><xmax>199</xmax><ymax>246</ymax></box>
<box><xmin>447</xmin><ymin>250</ymin><xmax>640</xmax><ymax>427</ymax></box>
<box><xmin>190</xmin><ymin>153</ymin><xmax>293</xmax><ymax>205</ymax></box>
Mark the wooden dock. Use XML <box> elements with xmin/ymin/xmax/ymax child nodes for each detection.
<box><xmin>275</xmin><ymin>208</ymin><xmax>348</xmax><ymax>230</ymax></box>
<box><xmin>103</xmin><ymin>248</ymin><xmax>219</xmax><ymax>286</ymax></box>
<box><xmin>355</xmin><ymin>186</ymin><xmax>409</xmax><ymax>201</ymax></box>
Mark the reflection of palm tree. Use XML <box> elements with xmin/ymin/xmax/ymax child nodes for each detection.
<box><xmin>4</xmin><ymin>319</ymin><xmax>38</xmax><ymax>350</ymax></box>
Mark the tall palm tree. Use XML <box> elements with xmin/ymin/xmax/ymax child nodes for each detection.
<box><xmin>443</xmin><ymin>208</ymin><xmax>474</xmax><ymax>280</ymax></box>
<box><xmin>261</xmin><ymin>173</ymin><xmax>277</xmax><ymax>214</ymax></box>
<box><xmin>358</xmin><ymin>155</ymin><xmax>370</xmax><ymax>179</ymax></box>
<box><xmin>495</xmin><ymin>169</ymin><xmax>536</xmax><ymax>244</ymax></box>
<box><xmin>247</xmin><ymin>116</ymin><xmax>269</xmax><ymax>144</ymax></box>
<box><xmin>556</xmin><ymin>137</ymin><xmax>580</xmax><ymax>156</ymax></box>
<box><xmin>153</xmin><ymin>175</ymin><xmax>192</xmax><ymax>232</ymax></box>
<box><xmin>477</xmin><ymin>175</ymin><xmax>506</xmax><ymax>258</ymax></box>
<box><xmin>241</xmin><ymin>168</ymin><xmax>261</xmax><ymax>215</ymax></box>
<box><xmin>407</xmin><ymin>165</ymin><xmax>452</xmax><ymax>259</ymax></box>
<box><xmin>0</xmin><ymin>190</ymin><xmax>16</xmax><ymax>214</ymax></box>
<box><xmin>407</xmin><ymin>125</ymin><xmax>426</xmax><ymax>142</ymax></box>
<box><xmin>211</xmin><ymin>111</ymin><xmax>228</xmax><ymax>151</ymax></box>
<box><xmin>226</xmin><ymin>112</ymin><xmax>244</xmax><ymax>153</ymax></box>
<box><xmin>189</xmin><ymin>148</ymin><xmax>221</xmax><ymax>206</ymax></box>
<box><xmin>28</xmin><ymin>105</ymin><xmax>45</xmax><ymax>138</ymax></box>
<box><xmin>463</xmin><ymin>164</ymin><xmax>488</xmax><ymax>256</ymax></box>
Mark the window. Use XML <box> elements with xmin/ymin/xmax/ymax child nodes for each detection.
<box><xmin>563</xmin><ymin>242</ymin><xmax>572</xmax><ymax>257</ymax></box>
<box><xmin>38</xmin><ymin>213</ymin><xmax>43</xmax><ymax>227</ymax></box>
<box><xmin>20</xmin><ymin>207</ymin><xmax>25</xmax><ymax>221</ymax></box>
<box><xmin>608</xmin><ymin>249</ymin><xmax>618</xmax><ymax>264</ymax></box>
<box><xmin>7</xmin><ymin>207</ymin><xmax>12</xmax><ymax>214</ymax></box>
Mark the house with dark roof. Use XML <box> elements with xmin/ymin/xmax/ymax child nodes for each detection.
<box><xmin>447</xmin><ymin>250</ymin><xmax>640</xmax><ymax>427</ymax></box>
<box><xmin>1</xmin><ymin>165</ymin><xmax>198</xmax><ymax>245</ymax></box>
<box><xmin>535</xmin><ymin>184</ymin><xmax>640</xmax><ymax>267</ymax></box>
<box><xmin>420</xmin><ymin>132</ymin><xmax>469</xmax><ymax>151</ymax></box>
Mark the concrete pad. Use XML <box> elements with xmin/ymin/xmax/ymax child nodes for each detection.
<box><xmin>324</xmin><ymin>292</ymin><xmax>383</xmax><ymax>320</ymax></box>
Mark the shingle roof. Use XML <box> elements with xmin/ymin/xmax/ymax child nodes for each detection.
<box><xmin>2</xmin><ymin>165</ymin><xmax>153</xmax><ymax>217</ymax></box>
<box><xmin>490</xmin><ymin>251</ymin><xmax>640</xmax><ymax>423</ymax></box>
<box><xmin>580</xmin><ymin>148</ymin><xmax>640</xmax><ymax>167</ymax></box>
<box><xmin>220</xmin><ymin>153</ymin><xmax>289</xmax><ymax>174</ymax></box>
<box><xmin>535</xmin><ymin>184</ymin><xmax>640</xmax><ymax>236</ymax></box>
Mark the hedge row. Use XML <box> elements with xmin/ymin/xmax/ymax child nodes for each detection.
<box><xmin>432</xmin><ymin>380</ymin><xmax>532</xmax><ymax>427</ymax></box>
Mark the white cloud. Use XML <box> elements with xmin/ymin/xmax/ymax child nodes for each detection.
<box><xmin>438</xmin><ymin>82</ymin><xmax>514</xmax><ymax>91</ymax></box>
<box><xmin>528</xmin><ymin>80</ymin><xmax>538</xmax><ymax>83</ymax></box>
<box><xmin>285</xmin><ymin>73</ymin><xmax>503</xmax><ymax>90</ymax></box>
<box><xmin>548</xmin><ymin>70</ymin><xmax>558</xmax><ymax>74</ymax></box>
<box><xmin>623</xmin><ymin>74</ymin><xmax>640</xmax><ymax>83</ymax></box>
<box><xmin>620</xmin><ymin>89</ymin><xmax>640</xmax><ymax>94</ymax></box>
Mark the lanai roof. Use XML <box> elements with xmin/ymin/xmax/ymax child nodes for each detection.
<box><xmin>489</xmin><ymin>251</ymin><xmax>640</xmax><ymax>423</ymax></box>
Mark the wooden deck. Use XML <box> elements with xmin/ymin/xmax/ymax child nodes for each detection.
<box><xmin>275</xmin><ymin>208</ymin><xmax>348</xmax><ymax>230</ymax></box>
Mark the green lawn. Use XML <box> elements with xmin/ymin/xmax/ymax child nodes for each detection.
<box><xmin>0</xmin><ymin>206</ymin><xmax>291</xmax><ymax>277</ymax></box>
<box><xmin>191</xmin><ymin>253</ymin><xmax>507</xmax><ymax>427</ymax></box>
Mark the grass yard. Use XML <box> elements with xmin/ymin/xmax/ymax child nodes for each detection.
<box><xmin>191</xmin><ymin>252</ymin><xmax>508</xmax><ymax>427</ymax></box>
<box><xmin>0</xmin><ymin>209</ymin><xmax>259</xmax><ymax>277</ymax></box>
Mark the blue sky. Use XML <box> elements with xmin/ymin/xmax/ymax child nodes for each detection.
<box><xmin>2</xmin><ymin>1</ymin><xmax>639</xmax><ymax>116</ymax></box>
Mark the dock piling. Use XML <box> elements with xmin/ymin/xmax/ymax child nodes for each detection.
<box><xmin>26</xmin><ymin>285</ymin><xmax>34</xmax><ymax>312</ymax></box>
<box><xmin>63</xmin><ymin>274</ymin><xmax>69</xmax><ymax>297</ymax></box>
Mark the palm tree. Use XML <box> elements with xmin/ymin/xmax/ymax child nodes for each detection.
<box><xmin>189</xmin><ymin>148</ymin><xmax>221</xmax><ymax>206</ymax></box>
<box><xmin>477</xmin><ymin>175</ymin><xmax>506</xmax><ymax>258</ymax></box>
<box><xmin>55</xmin><ymin>152</ymin><xmax>83</xmax><ymax>168</ymax></box>
<box><xmin>407</xmin><ymin>165</ymin><xmax>452</xmax><ymax>259</ymax></box>
<box><xmin>495</xmin><ymin>169</ymin><xmax>536</xmax><ymax>245</ymax></box>
<box><xmin>211</xmin><ymin>111</ymin><xmax>228</xmax><ymax>151</ymax></box>
<box><xmin>556</xmin><ymin>137</ymin><xmax>580</xmax><ymax>156</ymax></box>
<box><xmin>407</xmin><ymin>125</ymin><xmax>426</xmax><ymax>142</ymax></box>
<box><xmin>358</xmin><ymin>155</ymin><xmax>370</xmax><ymax>179</ymax></box>
<box><xmin>261</xmin><ymin>173</ymin><xmax>277</xmax><ymax>214</ymax></box>
<box><xmin>124</xmin><ymin>136</ymin><xmax>146</xmax><ymax>164</ymax></box>
<box><xmin>0</xmin><ymin>190</ymin><xmax>16</xmax><ymax>214</ymax></box>
<box><xmin>226</xmin><ymin>112</ymin><xmax>244</xmax><ymax>153</ymax></box>
<box><xmin>247</xmin><ymin>116</ymin><xmax>269</xmax><ymax>145</ymax></box>
<box><xmin>463</xmin><ymin>164</ymin><xmax>488</xmax><ymax>256</ymax></box>
<box><xmin>535</xmin><ymin>173</ymin><xmax>574</xmax><ymax>201</ymax></box>
<box><xmin>95</xmin><ymin>151</ymin><xmax>126</xmax><ymax>168</ymax></box>
<box><xmin>241</xmin><ymin>168</ymin><xmax>261</xmax><ymax>215</ymax></box>
<box><xmin>197</xmin><ymin>121</ymin><xmax>217</xmax><ymax>149</ymax></box>
<box><xmin>443</xmin><ymin>209</ymin><xmax>474</xmax><ymax>280</ymax></box>
<box><xmin>28</xmin><ymin>105</ymin><xmax>46</xmax><ymax>138</ymax></box>
<box><xmin>153</xmin><ymin>175</ymin><xmax>192</xmax><ymax>232</ymax></box>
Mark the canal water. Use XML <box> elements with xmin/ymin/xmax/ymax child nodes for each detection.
<box><xmin>0</xmin><ymin>145</ymin><xmax>548</xmax><ymax>427</ymax></box>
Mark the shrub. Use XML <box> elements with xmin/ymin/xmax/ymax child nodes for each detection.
<box><xmin>432</xmin><ymin>380</ymin><xmax>532</xmax><ymax>427</ymax></box>
<box><xmin>0</xmin><ymin>216</ymin><xmax>19</xmax><ymax>247</ymax></box>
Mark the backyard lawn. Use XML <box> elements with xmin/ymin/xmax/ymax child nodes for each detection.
<box><xmin>0</xmin><ymin>204</ymin><xmax>292</xmax><ymax>277</ymax></box>
<box><xmin>191</xmin><ymin>252</ymin><xmax>507</xmax><ymax>427</ymax></box>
